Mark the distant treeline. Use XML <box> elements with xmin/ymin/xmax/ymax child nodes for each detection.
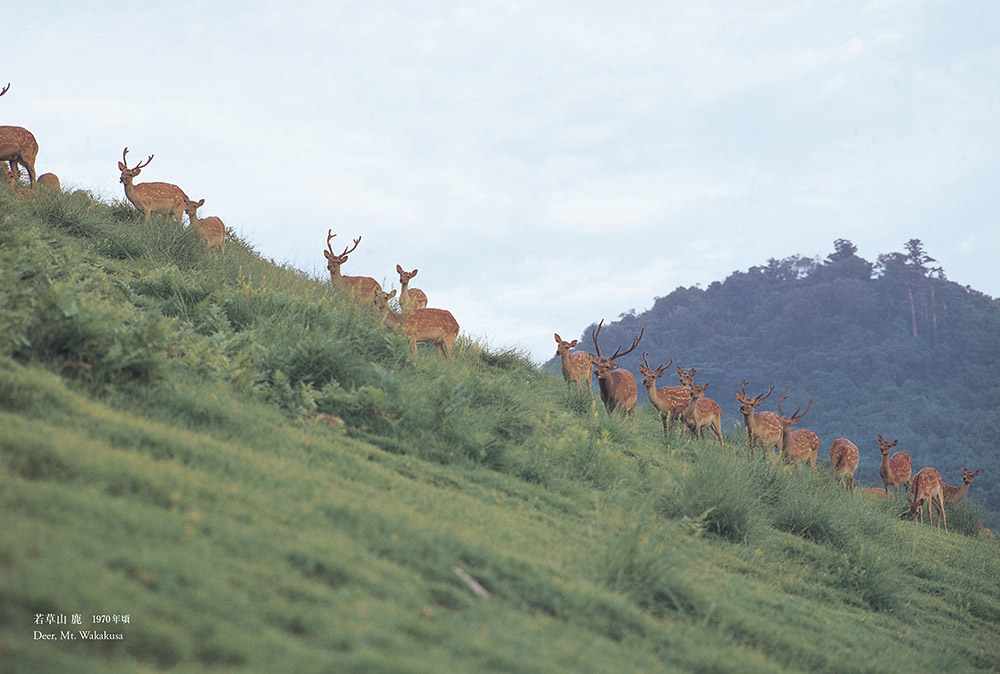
<box><xmin>549</xmin><ymin>239</ymin><xmax>1000</xmax><ymax>513</ymax></box>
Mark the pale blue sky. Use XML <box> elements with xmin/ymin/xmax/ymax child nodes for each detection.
<box><xmin>7</xmin><ymin>1</ymin><xmax>999</xmax><ymax>362</ymax></box>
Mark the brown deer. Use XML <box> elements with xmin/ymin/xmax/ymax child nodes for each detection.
<box><xmin>324</xmin><ymin>231</ymin><xmax>382</xmax><ymax>304</ymax></box>
<box><xmin>36</xmin><ymin>172</ymin><xmax>60</xmax><ymax>191</ymax></box>
<box><xmin>396</xmin><ymin>265</ymin><xmax>428</xmax><ymax>310</ymax></box>
<box><xmin>0</xmin><ymin>83</ymin><xmax>39</xmax><ymax>185</ymax></box>
<box><xmin>375</xmin><ymin>288</ymin><xmax>460</xmax><ymax>359</ymax></box>
<box><xmin>118</xmin><ymin>148</ymin><xmax>189</xmax><ymax>225</ymax></box>
<box><xmin>588</xmin><ymin>319</ymin><xmax>644</xmax><ymax>417</ymax></box>
<box><xmin>829</xmin><ymin>438</ymin><xmax>860</xmax><ymax>490</ymax></box>
<box><xmin>909</xmin><ymin>467</ymin><xmax>947</xmax><ymax>532</ymax></box>
<box><xmin>860</xmin><ymin>487</ymin><xmax>893</xmax><ymax>500</ymax></box>
<box><xmin>554</xmin><ymin>334</ymin><xmax>592</xmax><ymax>391</ymax></box>
<box><xmin>184</xmin><ymin>199</ymin><xmax>227</xmax><ymax>260</ymax></box>
<box><xmin>639</xmin><ymin>354</ymin><xmax>693</xmax><ymax>443</ymax></box>
<box><xmin>942</xmin><ymin>467</ymin><xmax>980</xmax><ymax>504</ymax></box>
<box><xmin>876</xmin><ymin>434</ymin><xmax>911</xmax><ymax>499</ymax></box>
<box><xmin>776</xmin><ymin>391</ymin><xmax>820</xmax><ymax>470</ymax></box>
<box><xmin>736</xmin><ymin>381</ymin><xmax>782</xmax><ymax>461</ymax></box>
<box><xmin>682</xmin><ymin>382</ymin><xmax>724</xmax><ymax>448</ymax></box>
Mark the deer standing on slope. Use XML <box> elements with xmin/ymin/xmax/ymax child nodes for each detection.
<box><xmin>589</xmin><ymin>319</ymin><xmax>643</xmax><ymax>418</ymax></box>
<box><xmin>829</xmin><ymin>438</ymin><xmax>860</xmax><ymax>490</ymax></box>
<box><xmin>118</xmin><ymin>148</ymin><xmax>189</xmax><ymax>225</ymax></box>
<box><xmin>909</xmin><ymin>467</ymin><xmax>948</xmax><ymax>532</ymax></box>
<box><xmin>776</xmin><ymin>391</ymin><xmax>820</xmax><ymax>470</ymax></box>
<box><xmin>374</xmin><ymin>288</ymin><xmax>460</xmax><ymax>359</ymax></box>
<box><xmin>324</xmin><ymin>231</ymin><xmax>382</xmax><ymax>305</ymax></box>
<box><xmin>396</xmin><ymin>265</ymin><xmax>428</xmax><ymax>310</ymax></box>
<box><xmin>0</xmin><ymin>83</ymin><xmax>39</xmax><ymax>185</ymax></box>
<box><xmin>184</xmin><ymin>199</ymin><xmax>227</xmax><ymax>260</ymax></box>
<box><xmin>942</xmin><ymin>467</ymin><xmax>980</xmax><ymax>505</ymax></box>
<box><xmin>554</xmin><ymin>334</ymin><xmax>592</xmax><ymax>392</ymax></box>
<box><xmin>876</xmin><ymin>434</ymin><xmax>911</xmax><ymax>499</ymax></box>
<box><xmin>639</xmin><ymin>354</ymin><xmax>695</xmax><ymax>444</ymax></box>
<box><xmin>736</xmin><ymin>381</ymin><xmax>782</xmax><ymax>462</ymax></box>
<box><xmin>682</xmin><ymin>382</ymin><xmax>724</xmax><ymax>448</ymax></box>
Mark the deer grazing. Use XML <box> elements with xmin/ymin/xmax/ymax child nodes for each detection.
<box><xmin>639</xmin><ymin>354</ymin><xmax>694</xmax><ymax>443</ymax></box>
<box><xmin>909</xmin><ymin>467</ymin><xmax>948</xmax><ymax>532</ymax></box>
<box><xmin>589</xmin><ymin>319</ymin><xmax>644</xmax><ymax>417</ymax></box>
<box><xmin>324</xmin><ymin>231</ymin><xmax>382</xmax><ymax>304</ymax></box>
<box><xmin>0</xmin><ymin>83</ymin><xmax>39</xmax><ymax>185</ymax></box>
<box><xmin>396</xmin><ymin>265</ymin><xmax>428</xmax><ymax>310</ymax></box>
<box><xmin>36</xmin><ymin>172</ymin><xmax>60</xmax><ymax>191</ymax></box>
<box><xmin>682</xmin><ymin>382</ymin><xmax>724</xmax><ymax>448</ymax></box>
<box><xmin>736</xmin><ymin>381</ymin><xmax>782</xmax><ymax>461</ymax></box>
<box><xmin>118</xmin><ymin>148</ymin><xmax>189</xmax><ymax>225</ymax></box>
<box><xmin>829</xmin><ymin>438</ymin><xmax>860</xmax><ymax>490</ymax></box>
<box><xmin>942</xmin><ymin>467</ymin><xmax>980</xmax><ymax>504</ymax></box>
<box><xmin>876</xmin><ymin>434</ymin><xmax>911</xmax><ymax>499</ymax></box>
<box><xmin>184</xmin><ymin>199</ymin><xmax>227</xmax><ymax>260</ymax></box>
<box><xmin>554</xmin><ymin>333</ymin><xmax>592</xmax><ymax>391</ymax></box>
<box><xmin>776</xmin><ymin>391</ymin><xmax>820</xmax><ymax>470</ymax></box>
<box><xmin>374</xmin><ymin>288</ymin><xmax>460</xmax><ymax>359</ymax></box>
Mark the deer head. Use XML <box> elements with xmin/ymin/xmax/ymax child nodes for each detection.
<box><xmin>588</xmin><ymin>319</ymin><xmax>643</xmax><ymax>380</ymax></box>
<box><xmin>324</xmin><ymin>230</ymin><xmax>362</xmax><ymax>277</ymax></box>
<box><xmin>639</xmin><ymin>352</ymin><xmax>673</xmax><ymax>388</ymax></box>
<box><xmin>118</xmin><ymin>147</ymin><xmax>153</xmax><ymax>184</ymax></box>
<box><xmin>736</xmin><ymin>380</ymin><xmax>774</xmax><ymax>414</ymax></box>
<box><xmin>876</xmin><ymin>434</ymin><xmax>899</xmax><ymax>455</ymax></box>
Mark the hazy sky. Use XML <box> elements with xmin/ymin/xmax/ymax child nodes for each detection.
<box><xmin>6</xmin><ymin>1</ymin><xmax>998</xmax><ymax>363</ymax></box>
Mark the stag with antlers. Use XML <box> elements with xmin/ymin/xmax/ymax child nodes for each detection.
<box><xmin>118</xmin><ymin>148</ymin><xmax>189</xmax><ymax>225</ymax></box>
<box><xmin>589</xmin><ymin>319</ymin><xmax>643</xmax><ymax>417</ymax></box>
<box><xmin>736</xmin><ymin>381</ymin><xmax>782</xmax><ymax>462</ymax></box>
<box><xmin>323</xmin><ymin>231</ymin><xmax>382</xmax><ymax>304</ymax></box>
<box><xmin>0</xmin><ymin>83</ymin><xmax>39</xmax><ymax>186</ymax></box>
<box><xmin>639</xmin><ymin>354</ymin><xmax>695</xmax><ymax>444</ymax></box>
<box><xmin>776</xmin><ymin>390</ymin><xmax>820</xmax><ymax>470</ymax></box>
<box><xmin>876</xmin><ymin>434</ymin><xmax>911</xmax><ymax>499</ymax></box>
<box><xmin>554</xmin><ymin>333</ymin><xmax>592</xmax><ymax>392</ymax></box>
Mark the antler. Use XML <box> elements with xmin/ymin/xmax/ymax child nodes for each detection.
<box><xmin>778</xmin><ymin>389</ymin><xmax>813</xmax><ymax>420</ymax></box>
<box><xmin>121</xmin><ymin>147</ymin><xmax>153</xmax><ymax>171</ymax></box>
<box><xmin>757</xmin><ymin>385</ymin><xmax>774</xmax><ymax>402</ymax></box>
<box><xmin>642</xmin><ymin>352</ymin><xmax>672</xmax><ymax>372</ymax></box>
<box><xmin>326</xmin><ymin>231</ymin><xmax>362</xmax><ymax>258</ymax></box>
<box><xmin>610</xmin><ymin>327</ymin><xmax>644</xmax><ymax>361</ymax></box>
<box><xmin>591</xmin><ymin>319</ymin><xmax>605</xmax><ymax>358</ymax></box>
<box><xmin>0</xmin><ymin>83</ymin><xmax>9</xmax><ymax>98</ymax></box>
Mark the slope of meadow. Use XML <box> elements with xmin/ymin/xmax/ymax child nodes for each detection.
<box><xmin>1</xmin><ymin>185</ymin><xmax>999</xmax><ymax>673</ymax></box>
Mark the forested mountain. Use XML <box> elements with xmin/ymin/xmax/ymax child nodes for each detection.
<box><xmin>552</xmin><ymin>239</ymin><xmax>1000</xmax><ymax>513</ymax></box>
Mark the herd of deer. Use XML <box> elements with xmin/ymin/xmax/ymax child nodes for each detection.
<box><xmin>555</xmin><ymin>323</ymin><xmax>982</xmax><ymax>533</ymax></box>
<box><xmin>2</xmin><ymin>80</ymin><xmax>985</xmax><ymax>534</ymax></box>
<box><xmin>0</xmin><ymin>82</ymin><xmax>226</xmax><ymax>258</ymax></box>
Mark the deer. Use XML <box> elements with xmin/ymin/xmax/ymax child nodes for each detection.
<box><xmin>183</xmin><ymin>199</ymin><xmax>227</xmax><ymax>260</ymax></box>
<box><xmin>554</xmin><ymin>334</ymin><xmax>592</xmax><ymax>391</ymax></box>
<box><xmin>0</xmin><ymin>82</ymin><xmax>39</xmax><ymax>185</ymax></box>
<box><xmin>736</xmin><ymin>381</ymin><xmax>782</xmax><ymax>462</ymax></box>
<box><xmin>829</xmin><ymin>438</ymin><xmax>859</xmax><ymax>490</ymax></box>
<box><xmin>118</xmin><ymin>148</ymin><xmax>189</xmax><ymax>225</ymax></box>
<box><xmin>876</xmin><ymin>434</ymin><xmax>912</xmax><ymax>499</ymax></box>
<box><xmin>909</xmin><ymin>467</ymin><xmax>947</xmax><ymax>532</ymax></box>
<box><xmin>682</xmin><ymin>382</ymin><xmax>724</xmax><ymax>448</ymax></box>
<box><xmin>776</xmin><ymin>391</ymin><xmax>820</xmax><ymax>470</ymax></box>
<box><xmin>374</xmin><ymin>288</ymin><xmax>460</xmax><ymax>359</ymax></box>
<box><xmin>324</xmin><ymin>230</ymin><xmax>382</xmax><ymax>304</ymax></box>
<box><xmin>588</xmin><ymin>319</ymin><xmax>644</xmax><ymax>417</ymax></box>
<box><xmin>860</xmin><ymin>487</ymin><xmax>893</xmax><ymax>500</ymax></box>
<box><xmin>942</xmin><ymin>467</ymin><xmax>980</xmax><ymax>505</ymax></box>
<box><xmin>396</xmin><ymin>265</ymin><xmax>428</xmax><ymax>310</ymax></box>
<box><xmin>639</xmin><ymin>354</ymin><xmax>695</xmax><ymax>443</ymax></box>
<box><xmin>35</xmin><ymin>172</ymin><xmax>60</xmax><ymax>191</ymax></box>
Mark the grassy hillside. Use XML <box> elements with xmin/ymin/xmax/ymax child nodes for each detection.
<box><xmin>2</xmin><ymin>185</ymin><xmax>999</xmax><ymax>673</ymax></box>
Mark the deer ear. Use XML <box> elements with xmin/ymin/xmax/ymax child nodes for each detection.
<box><xmin>397</xmin><ymin>264</ymin><xmax>404</xmax><ymax>273</ymax></box>
<box><xmin>891</xmin><ymin>440</ymin><xmax>898</xmax><ymax>447</ymax></box>
<box><xmin>387</xmin><ymin>289</ymin><xmax>397</xmax><ymax>298</ymax></box>
<box><xmin>877</xmin><ymin>434</ymin><xmax>883</xmax><ymax>442</ymax></box>
<box><xmin>690</xmin><ymin>369</ymin><xmax>696</xmax><ymax>376</ymax></box>
<box><xmin>569</xmin><ymin>339</ymin><xmax>578</xmax><ymax>347</ymax></box>
<box><xmin>118</xmin><ymin>162</ymin><xmax>126</xmax><ymax>170</ymax></box>
<box><xmin>554</xmin><ymin>333</ymin><xmax>561</xmax><ymax>343</ymax></box>
<box><xmin>323</xmin><ymin>250</ymin><xmax>332</xmax><ymax>260</ymax></box>
<box><xmin>196</xmin><ymin>198</ymin><xmax>205</xmax><ymax>207</ymax></box>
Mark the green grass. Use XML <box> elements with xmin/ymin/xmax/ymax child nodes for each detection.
<box><xmin>1</xmin><ymin>184</ymin><xmax>999</xmax><ymax>672</ymax></box>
